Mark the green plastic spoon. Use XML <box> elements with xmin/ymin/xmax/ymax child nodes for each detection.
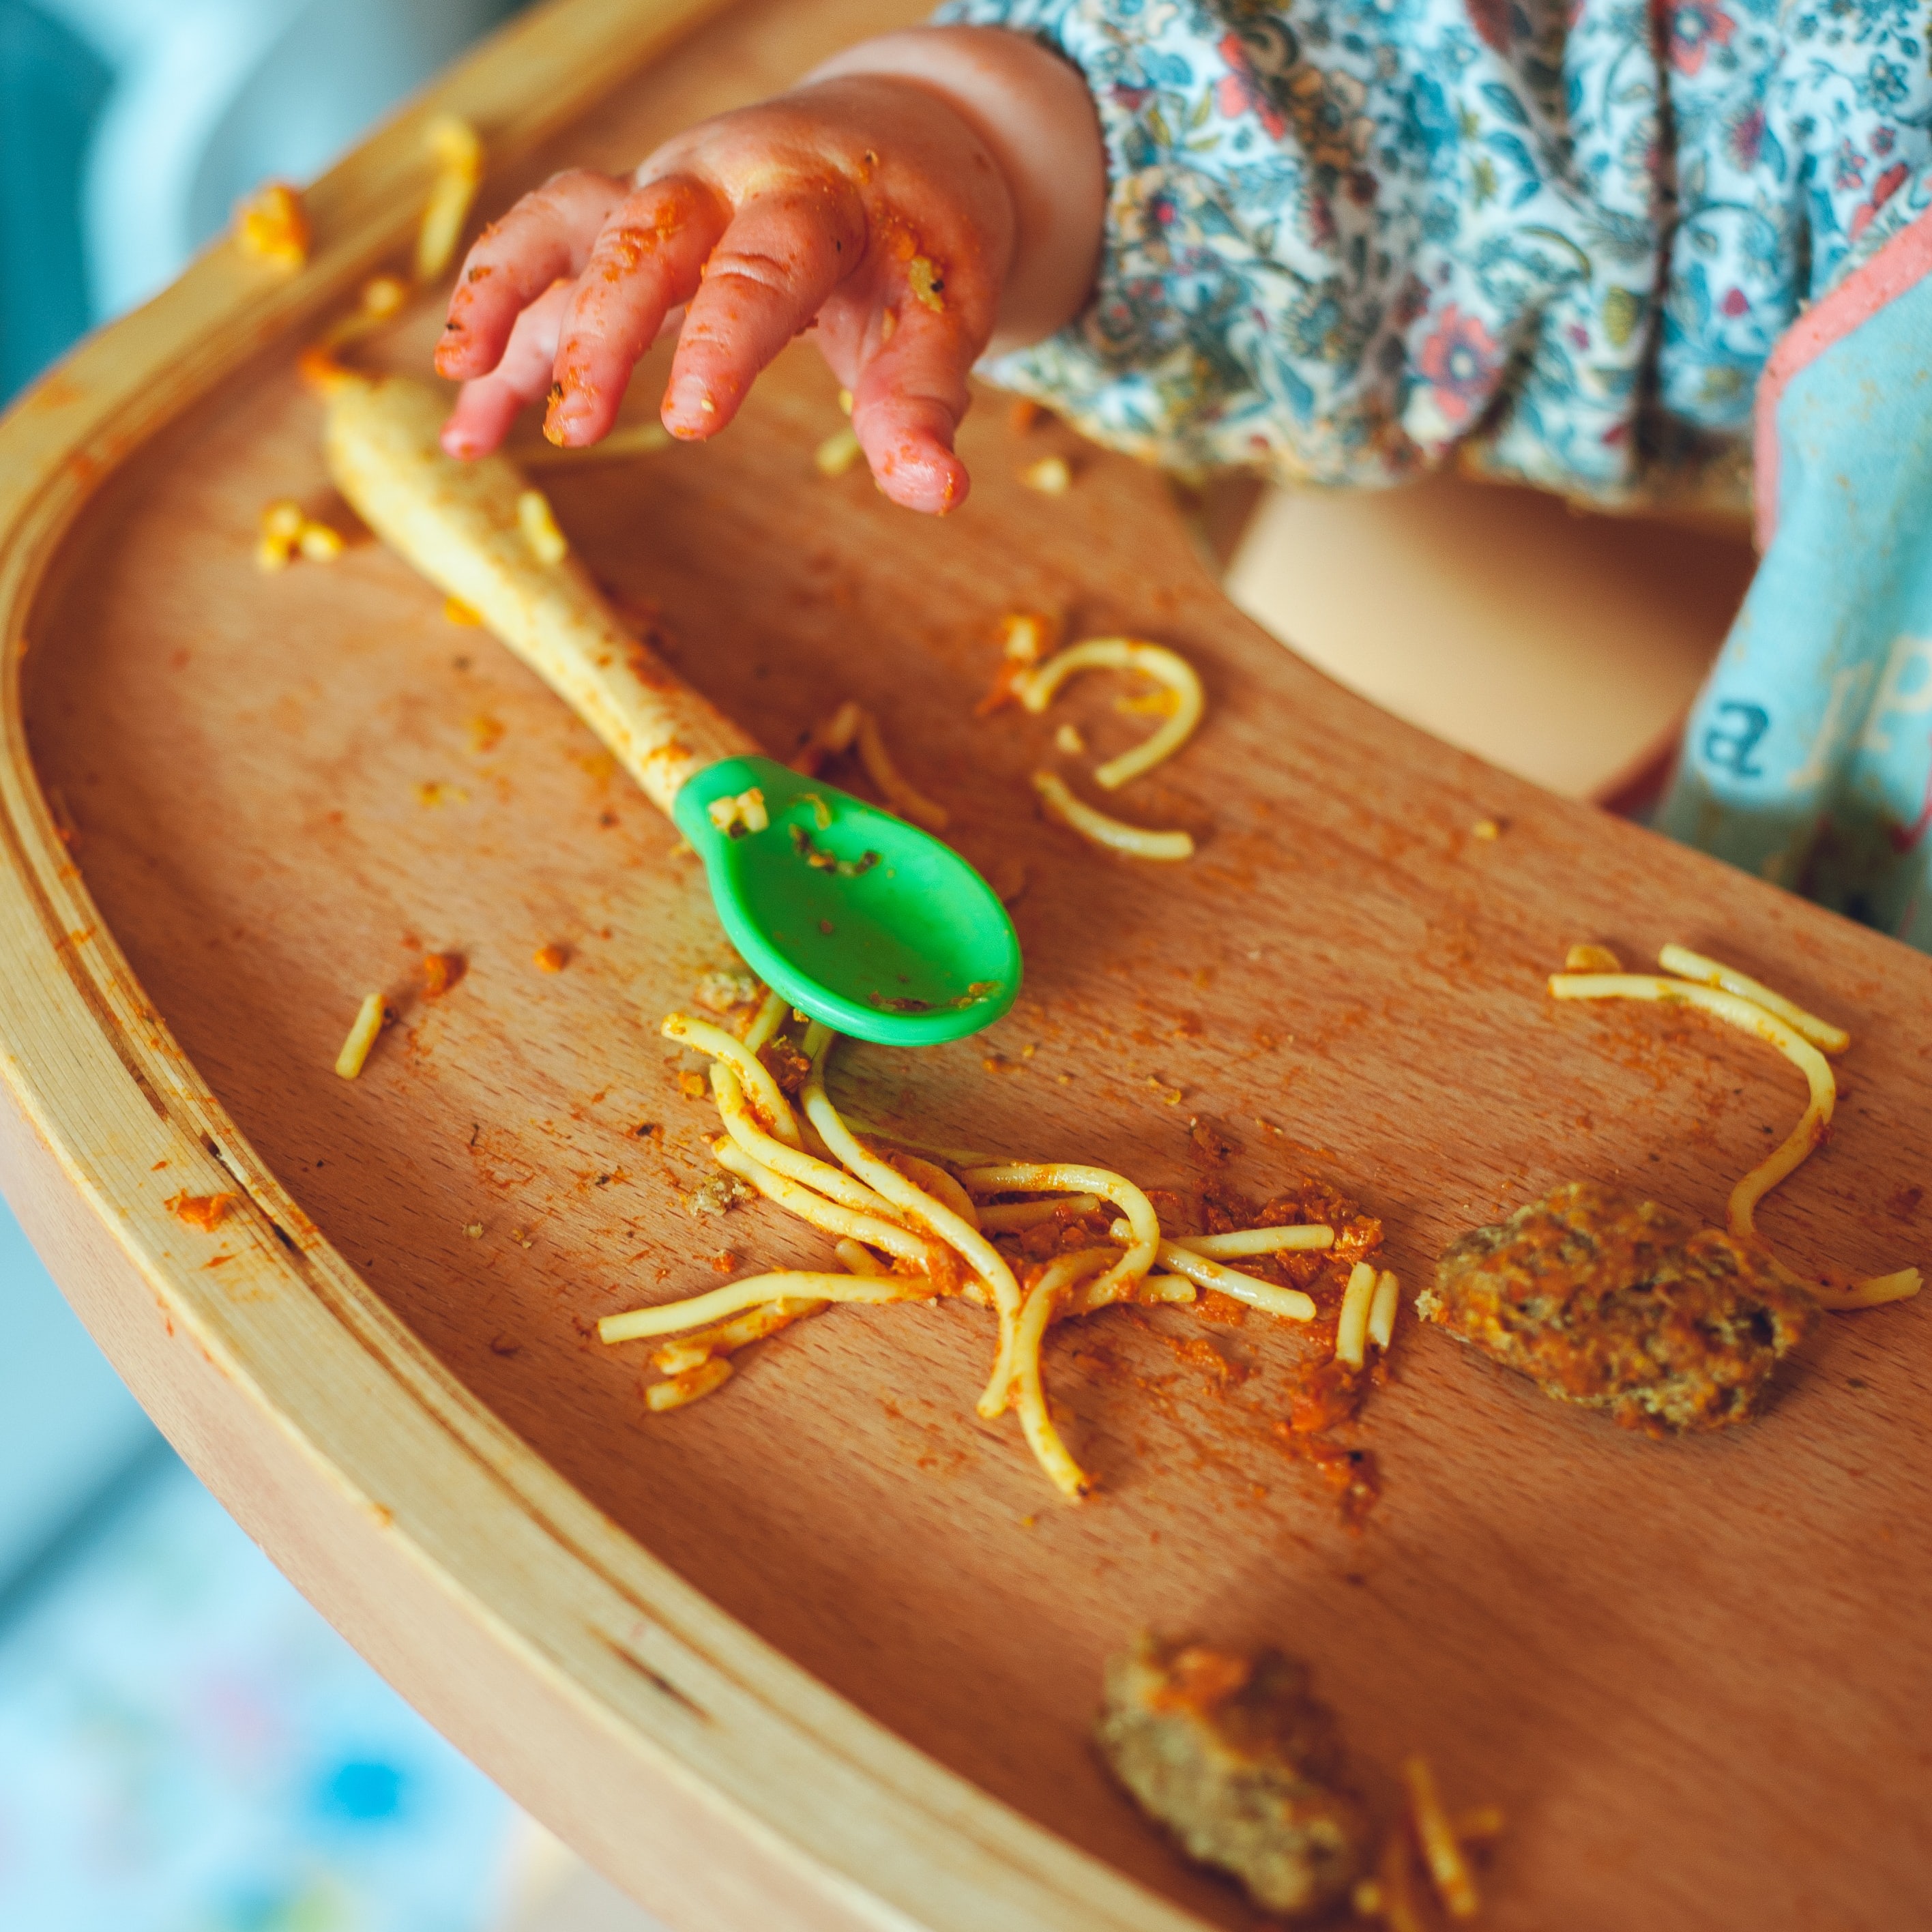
<box><xmin>324</xmin><ymin>376</ymin><xmax>1019</xmax><ymax>1046</ymax></box>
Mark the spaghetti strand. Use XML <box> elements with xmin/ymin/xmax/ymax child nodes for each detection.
<box><xmin>1550</xmin><ymin>969</ymin><xmax>1920</xmax><ymax>1309</ymax></box>
<box><xmin>803</xmin><ymin>1036</ymin><xmax>1025</xmax><ymax>1414</ymax></box>
<box><xmin>600</xmin><ymin>1271</ymin><xmax>926</xmax><ymax>1343</ymax></box>
<box><xmin>663</xmin><ymin>1012</ymin><xmax>801</xmax><ymax>1145</ymax></box>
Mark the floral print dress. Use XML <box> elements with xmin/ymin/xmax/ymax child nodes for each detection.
<box><xmin>935</xmin><ymin>0</ymin><xmax>1932</xmax><ymax>506</ymax></box>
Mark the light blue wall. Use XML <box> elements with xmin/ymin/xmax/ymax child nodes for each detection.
<box><xmin>0</xmin><ymin>1201</ymin><xmax>160</xmax><ymax>1592</ymax></box>
<box><xmin>0</xmin><ymin>1</ymin><xmax>109</xmax><ymax>398</ymax></box>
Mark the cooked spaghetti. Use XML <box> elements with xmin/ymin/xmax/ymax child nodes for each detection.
<box><xmin>293</xmin><ymin>116</ymin><xmax>483</xmax><ymax>396</ymax></box>
<box><xmin>1654</xmin><ymin>942</ymin><xmax>1849</xmax><ymax>1053</ymax></box>
<box><xmin>314</xmin><ymin>274</ymin><xmax>409</xmax><ymax>362</ymax></box>
<box><xmin>1170</xmin><ymin>1225</ymin><xmax>1335</xmax><ymax>1258</ymax></box>
<box><xmin>1549</xmin><ymin>946</ymin><xmax>1920</xmax><ymax>1311</ymax></box>
<box><xmin>1334</xmin><ymin>1261</ymin><xmax>1379</xmax><ymax>1368</ymax></box>
<box><xmin>853</xmin><ymin>709</ymin><xmax>948</xmax><ymax>830</ymax></box>
<box><xmin>794</xmin><ymin>701</ymin><xmax>950</xmax><ymax>830</ymax></box>
<box><xmin>334</xmin><ymin>993</ymin><xmax>388</xmax><ymax>1079</ymax></box>
<box><xmin>1033</xmin><ymin>770</ymin><xmax>1195</xmax><ymax>862</ymax></box>
<box><xmin>1353</xmin><ymin>1754</ymin><xmax>1500</xmax><ymax>1929</ymax></box>
<box><xmin>1400</xmin><ymin>1753</ymin><xmax>1480</xmax><ymax>1920</ymax></box>
<box><xmin>1014</xmin><ymin>637</ymin><xmax>1205</xmax><ymax>790</ymax></box>
<box><xmin>415</xmin><ymin>115</ymin><xmax>484</xmax><ymax>282</ymax></box>
<box><xmin>1367</xmin><ymin>1270</ymin><xmax>1400</xmax><ymax>1351</ymax></box>
<box><xmin>598</xmin><ymin>1002</ymin><xmax>1388</xmax><ymax>1499</ymax></box>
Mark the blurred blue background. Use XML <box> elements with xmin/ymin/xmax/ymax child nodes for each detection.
<box><xmin>0</xmin><ymin>3</ymin><xmax>666</xmax><ymax>1926</ymax></box>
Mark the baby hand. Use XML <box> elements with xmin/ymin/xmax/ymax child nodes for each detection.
<box><xmin>437</xmin><ymin>78</ymin><xmax>1022</xmax><ymax>512</ymax></box>
<box><xmin>435</xmin><ymin>28</ymin><xmax>1104</xmax><ymax>514</ymax></box>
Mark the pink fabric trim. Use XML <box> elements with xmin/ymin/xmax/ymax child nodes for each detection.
<box><xmin>1754</xmin><ymin>204</ymin><xmax>1932</xmax><ymax>551</ymax></box>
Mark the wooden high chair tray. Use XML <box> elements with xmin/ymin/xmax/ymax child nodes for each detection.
<box><xmin>1</xmin><ymin>1</ymin><xmax>1927</xmax><ymax>1926</ymax></box>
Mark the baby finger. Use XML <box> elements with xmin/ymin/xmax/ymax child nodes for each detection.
<box><xmin>659</xmin><ymin>181</ymin><xmax>867</xmax><ymax>439</ymax></box>
<box><xmin>435</xmin><ymin>168</ymin><xmax>628</xmax><ymax>381</ymax></box>
<box><xmin>546</xmin><ymin>177</ymin><xmax>730</xmax><ymax>445</ymax></box>
<box><xmin>848</xmin><ymin>299</ymin><xmax>974</xmax><ymax>514</ymax></box>
<box><xmin>441</xmin><ymin>279</ymin><xmax>575</xmax><ymax>458</ymax></box>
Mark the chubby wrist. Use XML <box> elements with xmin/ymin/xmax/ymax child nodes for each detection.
<box><xmin>800</xmin><ymin>26</ymin><xmax>1104</xmax><ymax>354</ymax></box>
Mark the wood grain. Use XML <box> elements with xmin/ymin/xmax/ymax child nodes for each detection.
<box><xmin>3</xmin><ymin>0</ymin><xmax>1930</xmax><ymax>1928</ymax></box>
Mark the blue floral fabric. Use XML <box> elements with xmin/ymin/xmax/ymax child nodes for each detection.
<box><xmin>935</xmin><ymin>0</ymin><xmax>1932</xmax><ymax>503</ymax></box>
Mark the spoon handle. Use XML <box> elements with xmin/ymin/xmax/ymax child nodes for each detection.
<box><xmin>324</xmin><ymin>375</ymin><xmax>759</xmax><ymax>816</ymax></box>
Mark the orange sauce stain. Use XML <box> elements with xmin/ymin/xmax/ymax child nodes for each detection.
<box><xmin>166</xmin><ymin>1192</ymin><xmax>236</xmax><ymax>1232</ymax></box>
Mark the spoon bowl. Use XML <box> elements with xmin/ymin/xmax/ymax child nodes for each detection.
<box><xmin>675</xmin><ymin>757</ymin><xmax>1021</xmax><ymax>1046</ymax></box>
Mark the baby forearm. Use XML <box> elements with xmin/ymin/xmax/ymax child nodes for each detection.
<box><xmin>802</xmin><ymin>27</ymin><xmax>1105</xmax><ymax>355</ymax></box>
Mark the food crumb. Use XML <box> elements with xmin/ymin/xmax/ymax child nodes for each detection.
<box><xmin>999</xmin><ymin>611</ymin><xmax>1057</xmax><ymax>664</ymax></box>
<box><xmin>694</xmin><ymin>969</ymin><xmax>759</xmax><ymax>1013</ymax></box>
<box><xmin>1055</xmin><ymin>722</ymin><xmax>1086</xmax><ymax>755</ymax></box>
<box><xmin>1096</xmin><ymin>1636</ymin><xmax>1370</xmax><ymax>1918</ymax></box>
<box><xmin>234</xmin><ymin>181</ymin><xmax>308</xmax><ymax>267</ymax></box>
<box><xmin>1020</xmin><ymin>456</ymin><xmax>1072</xmax><ymax>496</ymax></box>
<box><xmin>1472</xmin><ymin>818</ymin><xmax>1502</xmax><ymax>841</ymax></box>
<box><xmin>254</xmin><ymin>500</ymin><xmax>342</xmax><ymax>570</ymax></box>
<box><xmin>688</xmin><ymin>1173</ymin><xmax>752</xmax><ymax>1216</ymax></box>
<box><xmin>814</xmin><ymin>425</ymin><xmax>864</xmax><ymax>478</ymax></box>
<box><xmin>706</xmin><ymin>786</ymin><xmax>768</xmax><ymax>838</ymax></box>
<box><xmin>166</xmin><ymin>1192</ymin><xmax>236</xmax><ymax>1232</ymax></box>
<box><xmin>464</xmin><ymin>1223</ymin><xmax>483</xmax><ymax>1238</ymax></box>
<box><xmin>1564</xmin><ymin>941</ymin><xmax>1622</xmax><ymax>972</ymax></box>
<box><xmin>254</xmin><ymin>500</ymin><xmax>306</xmax><ymax>571</ymax></box>
<box><xmin>677</xmin><ymin>1069</ymin><xmax>707</xmax><ymax>1100</ymax></box>
<box><xmin>533</xmin><ymin>943</ymin><xmax>568</xmax><ymax>973</ymax></box>
<box><xmin>421</xmin><ymin>951</ymin><xmax>464</xmax><ymax>997</ymax></box>
<box><xmin>907</xmin><ymin>254</ymin><xmax>946</xmax><ymax>311</ymax></box>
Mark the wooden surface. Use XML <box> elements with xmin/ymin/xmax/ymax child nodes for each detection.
<box><xmin>3</xmin><ymin>1</ymin><xmax>1931</xmax><ymax>1928</ymax></box>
